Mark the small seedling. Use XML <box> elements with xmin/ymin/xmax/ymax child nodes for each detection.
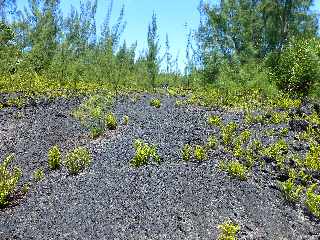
<box><xmin>105</xmin><ymin>112</ymin><xmax>117</xmax><ymax>130</ymax></box>
<box><xmin>33</xmin><ymin>168</ymin><xmax>45</xmax><ymax>182</ymax></box>
<box><xmin>194</xmin><ymin>145</ymin><xmax>207</xmax><ymax>161</ymax></box>
<box><xmin>130</xmin><ymin>139</ymin><xmax>160</xmax><ymax>167</ymax></box>
<box><xmin>150</xmin><ymin>98</ymin><xmax>161</xmax><ymax>108</ymax></box>
<box><xmin>64</xmin><ymin>147</ymin><xmax>92</xmax><ymax>175</ymax></box>
<box><xmin>218</xmin><ymin>220</ymin><xmax>240</xmax><ymax>240</ymax></box>
<box><xmin>48</xmin><ymin>145</ymin><xmax>62</xmax><ymax>170</ymax></box>
<box><xmin>182</xmin><ymin>144</ymin><xmax>192</xmax><ymax>161</ymax></box>
<box><xmin>0</xmin><ymin>154</ymin><xmax>21</xmax><ymax>207</ymax></box>
<box><xmin>123</xmin><ymin>115</ymin><xmax>129</xmax><ymax>125</ymax></box>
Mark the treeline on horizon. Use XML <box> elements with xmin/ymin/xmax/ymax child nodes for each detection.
<box><xmin>1</xmin><ymin>0</ymin><xmax>320</xmax><ymax>98</ymax></box>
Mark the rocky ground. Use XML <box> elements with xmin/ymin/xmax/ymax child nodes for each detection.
<box><xmin>0</xmin><ymin>94</ymin><xmax>319</xmax><ymax>240</ymax></box>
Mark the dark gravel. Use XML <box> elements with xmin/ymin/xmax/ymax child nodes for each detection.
<box><xmin>0</xmin><ymin>94</ymin><xmax>319</xmax><ymax>240</ymax></box>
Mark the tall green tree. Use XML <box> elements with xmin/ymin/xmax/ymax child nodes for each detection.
<box><xmin>146</xmin><ymin>12</ymin><xmax>160</xmax><ymax>88</ymax></box>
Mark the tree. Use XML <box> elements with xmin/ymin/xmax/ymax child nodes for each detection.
<box><xmin>23</xmin><ymin>0</ymin><xmax>61</xmax><ymax>73</ymax></box>
<box><xmin>164</xmin><ymin>33</ymin><xmax>172</xmax><ymax>74</ymax></box>
<box><xmin>146</xmin><ymin>12</ymin><xmax>160</xmax><ymax>88</ymax></box>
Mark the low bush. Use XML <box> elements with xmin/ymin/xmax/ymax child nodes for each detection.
<box><xmin>182</xmin><ymin>144</ymin><xmax>192</xmax><ymax>161</ymax></box>
<box><xmin>206</xmin><ymin>135</ymin><xmax>217</xmax><ymax>149</ymax></box>
<box><xmin>48</xmin><ymin>145</ymin><xmax>62</xmax><ymax>170</ymax></box>
<box><xmin>150</xmin><ymin>98</ymin><xmax>161</xmax><ymax>108</ymax></box>
<box><xmin>105</xmin><ymin>112</ymin><xmax>117</xmax><ymax>130</ymax></box>
<box><xmin>64</xmin><ymin>147</ymin><xmax>92</xmax><ymax>175</ymax></box>
<box><xmin>0</xmin><ymin>154</ymin><xmax>21</xmax><ymax>207</ymax></box>
<box><xmin>130</xmin><ymin>139</ymin><xmax>160</xmax><ymax>167</ymax></box>
<box><xmin>305</xmin><ymin>183</ymin><xmax>320</xmax><ymax>218</ymax></box>
<box><xmin>221</xmin><ymin>122</ymin><xmax>238</xmax><ymax>146</ymax></box>
<box><xmin>208</xmin><ymin>115</ymin><xmax>222</xmax><ymax>126</ymax></box>
<box><xmin>194</xmin><ymin>145</ymin><xmax>207</xmax><ymax>161</ymax></box>
<box><xmin>218</xmin><ymin>220</ymin><xmax>240</xmax><ymax>240</ymax></box>
<box><xmin>33</xmin><ymin>168</ymin><xmax>45</xmax><ymax>182</ymax></box>
<box><xmin>90</xmin><ymin>126</ymin><xmax>104</xmax><ymax>139</ymax></box>
<box><xmin>220</xmin><ymin>160</ymin><xmax>248</xmax><ymax>180</ymax></box>
<box><xmin>279</xmin><ymin>178</ymin><xmax>303</xmax><ymax>203</ymax></box>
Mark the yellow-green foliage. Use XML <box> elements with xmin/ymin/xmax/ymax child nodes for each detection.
<box><xmin>222</xmin><ymin>122</ymin><xmax>238</xmax><ymax>146</ymax></box>
<box><xmin>123</xmin><ymin>115</ymin><xmax>129</xmax><ymax>125</ymax></box>
<box><xmin>33</xmin><ymin>168</ymin><xmax>45</xmax><ymax>182</ymax></box>
<box><xmin>218</xmin><ymin>220</ymin><xmax>240</xmax><ymax>240</ymax></box>
<box><xmin>131</xmin><ymin>139</ymin><xmax>160</xmax><ymax>167</ymax></box>
<box><xmin>6</xmin><ymin>97</ymin><xmax>26</xmax><ymax>109</ymax></box>
<box><xmin>0</xmin><ymin>154</ymin><xmax>21</xmax><ymax>207</ymax></box>
<box><xmin>269</xmin><ymin>111</ymin><xmax>289</xmax><ymax>124</ymax></box>
<box><xmin>207</xmin><ymin>135</ymin><xmax>217</xmax><ymax>149</ymax></box>
<box><xmin>305</xmin><ymin>183</ymin><xmax>320</xmax><ymax>218</ymax></box>
<box><xmin>105</xmin><ymin>112</ymin><xmax>117</xmax><ymax>130</ymax></box>
<box><xmin>263</xmin><ymin>139</ymin><xmax>288</xmax><ymax>159</ymax></box>
<box><xmin>194</xmin><ymin>145</ymin><xmax>207</xmax><ymax>161</ymax></box>
<box><xmin>90</xmin><ymin>126</ymin><xmax>104</xmax><ymax>139</ymax></box>
<box><xmin>220</xmin><ymin>160</ymin><xmax>248</xmax><ymax>180</ymax></box>
<box><xmin>244</xmin><ymin>111</ymin><xmax>264</xmax><ymax>125</ymax></box>
<box><xmin>182</xmin><ymin>144</ymin><xmax>192</xmax><ymax>161</ymax></box>
<box><xmin>72</xmin><ymin>94</ymin><xmax>114</xmax><ymax>124</ymax></box>
<box><xmin>208</xmin><ymin>115</ymin><xmax>222</xmax><ymax>126</ymax></box>
<box><xmin>64</xmin><ymin>147</ymin><xmax>92</xmax><ymax>175</ymax></box>
<box><xmin>305</xmin><ymin>144</ymin><xmax>320</xmax><ymax>171</ymax></box>
<box><xmin>48</xmin><ymin>145</ymin><xmax>62</xmax><ymax>170</ymax></box>
<box><xmin>279</xmin><ymin>178</ymin><xmax>303</xmax><ymax>203</ymax></box>
<box><xmin>150</xmin><ymin>98</ymin><xmax>161</xmax><ymax>108</ymax></box>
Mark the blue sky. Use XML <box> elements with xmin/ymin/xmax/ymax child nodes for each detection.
<box><xmin>16</xmin><ymin>0</ymin><xmax>320</xmax><ymax>70</ymax></box>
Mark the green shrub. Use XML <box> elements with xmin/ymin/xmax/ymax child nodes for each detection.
<box><xmin>48</xmin><ymin>145</ymin><xmax>62</xmax><ymax>170</ymax></box>
<box><xmin>33</xmin><ymin>168</ymin><xmax>45</xmax><ymax>182</ymax></box>
<box><xmin>222</xmin><ymin>122</ymin><xmax>238</xmax><ymax>146</ymax></box>
<box><xmin>305</xmin><ymin>143</ymin><xmax>320</xmax><ymax>171</ymax></box>
<box><xmin>105</xmin><ymin>112</ymin><xmax>117</xmax><ymax>130</ymax></box>
<box><xmin>208</xmin><ymin>115</ymin><xmax>222</xmax><ymax>126</ymax></box>
<box><xmin>279</xmin><ymin>178</ymin><xmax>303</xmax><ymax>203</ymax></box>
<box><xmin>270</xmin><ymin>37</ymin><xmax>320</xmax><ymax>96</ymax></box>
<box><xmin>90</xmin><ymin>126</ymin><xmax>104</xmax><ymax>139</ymax></box>
<box><xmin>207</xmin><ymin>135</ymin><xmax>217</xmax><ymax>149</ymax></box>
<box><xmin>150</xmin><ymin>98</ymin><xmax>161</xmax><ymax>108</ymax></box>
<box><xmin>64</xmin><ymin>147</ymin><xmax>92</xmax><ymax>175</ymax></box>
<box><xmin>0</xmin><ymin>154</ymin><xmax>21</xmax><ymax>207</ymax></box>
<box><xmin>220</xmin><ymin>160</ymin><xmax>248</xmax><ymax>180</ymax></box>
<box><xmin>130</xmin><ymin>139</ymin><xmax>160</xmax><ymax>167</ymax></box>
<box><xmin>305</xmin><ymin>183</ymin><xmax>320</xmax><ymax>218</ymax></box>
<box><xmin>218</xmin><ymin>220</ymin><xmax>240</xmax><ymax>240</ymax></box>
<box><xmin>194</xmin><ymin>145</ymin><xmax>207</xmax><ymax>161</ymax></box>
<box><xmin>182</xmin><ymin>144</ymin><xmax>192</xmax><ymax>162</ymax></box>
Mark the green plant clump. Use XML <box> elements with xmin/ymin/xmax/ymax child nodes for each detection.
<box><xmin>150</xmin><ymin>98</ymin><xmax>161</xmax><ymax>108</ymax></box>
<box><xmin>123</xmin><ymin>115</ymin><xmax>129</xmax><ymax>125</ymax></box>
<box><xmin>218</xmin><ymin>220</ymin><xmax>240</xmax><ymax>240</ymax></box>
<box><xmin>194</xmin><ymin>145</ymin><xmax>207</xmax><ymax>161</ymax></box>
<box><xmin>207</xmin><ymin>135</ymin><xmax>217</xmax><ymax>149</ymax></box>
<box><xmin>105</xmin><ymin>112</ymin><xmax>118</xmax><ymax>130</ymax></box>
<box><xmin>304</xmin><ymin>143</ymin><xmax>320</xmax><ymax>172</ymax></box>
<box><xmin>33</xmin><ymin>168</ymin><xmax>45</xmax><ymax>182</ymax></box>
<box><xmin>222</xmin><ymin>122</ymin><xmax>238</xmax><ymax>146</ymax></box>
<box><xmin>208</xmin><ymin>115</ymin><xmax>222</xmax><ymax>126</ymax></box>
<box><xmin>182</xmin><ymin>144</ymin><xmax>192</xmax><ymax>162</ymax></box>
<box><xmin>130</xmin><ymin>139</ymin><xmax>160</xmax><ymax>167</ymax></box>
<box><xmin>0</xmin><ymin>154</ymin><xmax>21</xmax><ymax>207</ymax></box>
<box><xmin>48</xmin><ymin>145</ymin><xmax>62</xmax><ymax>170</ymax></box>
<box><xmin>220</xmin><ymin>160</ymin><xmax>248</xmax><ymax>180</ymax></box>
<box><xmin>90</xmin><ymin>126</ymin><xmax>104</xmax><ymax>139</ymax></box>
<box><xmin>64</xmin><ymin>147</ymin><xmax>92</xmax><ymax>175</ymax></box>
<box><xmin>305</xmin><ymin>183</ymin><xmax>320</xmax><ymax>218</ymax></box>
<box><xmin>279</xmin><ymin>178</ymin><xmax>303</xmax><ymax>203</ymax></box>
